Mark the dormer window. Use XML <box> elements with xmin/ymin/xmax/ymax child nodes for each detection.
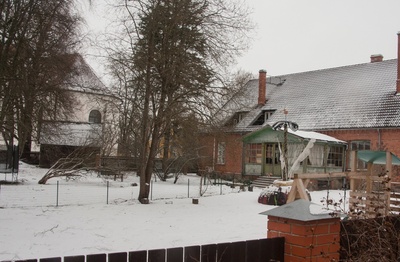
<box><xmin>89</xmin><ymin>110</ymin><xmax>102</xmax><ymax>123</ymax></box>
<box><xmin>226</xmin><ymin>111</ymin><xmax>247</xmax><ymax>126</ymax></box>
<box><xmin>252</xmin><ymin>110</ymin><xmax>275</xmax><ymax>126</ymax></box>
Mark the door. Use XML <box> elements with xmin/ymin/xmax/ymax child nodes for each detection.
<box><xmin>264</xmin><ymin>143</ymin><xmax>282</xmax><ymax>177</ymax></box>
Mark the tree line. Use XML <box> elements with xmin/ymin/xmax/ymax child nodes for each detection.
<box><xmin>1</xmin><ymin>0</ymin><xmax>253</xmax><ymax>202</ymax></box>
<box><xmin>0</xmin><ymin>0</ymin><xmax>81</xmax><ymax>158</ymax></box>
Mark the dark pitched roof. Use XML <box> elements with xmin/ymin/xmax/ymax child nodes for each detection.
<box><xmin>66</xmin><ymin>54</ymin><xmax>111</xmax><ymax>96</ymax></box>
<box><xmin>231</xmin><ymin>59</ymin><xmax>400</xmax><ymax>132</ymax></box>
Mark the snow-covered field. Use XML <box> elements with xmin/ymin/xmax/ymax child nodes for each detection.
<box><xmin>0</xmin><ymin>163</ymin><xmax>348</xmax><ymax>261</ymax></box>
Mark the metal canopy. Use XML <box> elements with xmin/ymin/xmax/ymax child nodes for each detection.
<box><xmin>357</xmin><ymin>150</ymin><xmax>400</xmax><ymax>166</ymax></box>
<box><xmin>242</xmin><ymin>125</ymin><xmax>346</xmax><ymax>145</ymax></box>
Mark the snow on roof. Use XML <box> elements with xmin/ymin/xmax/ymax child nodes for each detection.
<box><xmin>288</xmin><ymin>129</ymin><xmax>346</xmax><ymax>144</ymax></box>
<box><xmin>40</xmin><ymin>122</ymin><xmax>102</xmax><ymax>147</ymax></box>
<box><xmin>65</xmin><ymin>54</ymin><xmax>113</xmax><ymax>96</ymax></box>
<box><xmin>224</xmin><ymin>59</ymin><xmax>400</xmax><ymax>132</ymax></box>
<box><xmin>243</xmin><ymin>125</ymin><xmax>346</xmax><ymax>144</ymax></box>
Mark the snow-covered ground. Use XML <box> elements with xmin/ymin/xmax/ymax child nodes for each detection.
<box><xmin>0</xmin><ymin>163</ymin><xmax>348</xmax><ymax>261</ymax></box>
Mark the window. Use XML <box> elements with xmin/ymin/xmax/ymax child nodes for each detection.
<box><xmin>265</xmin><ymin>144</ymin><xmax>273</xmax><ymax>164</ymax></box>
<box><xmin>217</xmin><ymin>142</ymin><xmax>226</xmax><ymax>164</ymax></box>
<box><xmin>238</xmin><ymin>113</ymin><xmax>245</xmax><ymax>122</ymax></box>
<box><xmin>327</xmin><ymin>146</ymin><xmax>344</xmax><ymax>167</ymax></box>
<box><xmin>350</xmin><ymin>140</ymin><xmax>371</xmax><ymax>151</ymax></box>
<box><xmin>264</xmin><ymin>143</ymin><xmax>281</xmax><ymax>164</ymax></box>
<box><xmin>308</xmin><ymin>144</ymin><xmax>325</xmax><ymax>167</ymax></box>
<box><xmin>228</xmin><ymin>112</ymin><xmax>246</xmax><ymax>126</ymax></box>
<box><xmin>89</xmin><ymin>110</ymin><xmax>101</xmax><ymax>123</ymax></box>
<box><xmin>252</xmin><ymin>110</ymin><xmax>275</xmax><ymax>125</ymax></box>
<box><xmin>350</xmin><ymin>140</ymin><xmax>371</xmax><ymax>169</ymax></box>
<box><xmin>245</xmin><ymin>143</ymin><xmax>263</xmax><ymax>164</ymax></box>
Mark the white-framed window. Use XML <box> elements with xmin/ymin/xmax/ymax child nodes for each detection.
<box><xmin>327</xmin><ymin>145</ymin><xmax>344</xmax><ymax>167</ymax></box>
<box><xmin>217</xmin><ymin>142</ymin><xmax>226</xmax><ymax>164</ymax></box>
<box><xmin>89</xmin><ymin>110</ymin><xmax>102</xmax><ymax>123</ymax></box>
<box><xmin>228</xmin><ymin>112</ymin><xmax>246</xmax><ymax>126</ymax></box>
<box><xmin>252</xmin><ymin>110</ymin><xmax>276</xmax><ymax>125</ymax></box>
<box><xmin>245</xmin><ymin>143</ymin><xmax>263</xmax><ymax>164</ymax></box>
<box><xmin>350</xmin><ymin>140</ymin><xmax>371</xmax><ymax>169</ymax></box>
<box><xmin>238</xmin><ymin>113</ymin><xmax>245</xmax><ymax>122</ymax></box>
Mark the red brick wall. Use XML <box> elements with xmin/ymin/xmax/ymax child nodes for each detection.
<box><xmin>215</xmin><ymin>133</ymin><xmax>243</xmax><ymax>175</ymax></box>
<box><xmin>198</xmin><ymin>134</ymin><xmax>215</xmax><ymax>170</ymax></box>
<box><xmin>267</xmin><ymin>216</ymin><xmax>340</xmax><ymax>262</ymax></box>
<box><xmin>200</xmin><ymin>128</ymin><xmax>400</xmax><ymax>177</ymax></box>
<box><xmin>321</xmin><ymin>128</ymin><xmax>400</xmax><ymax>156</ymax></box>
<box><xmin>321</xmin><ymin>128</ymin><xmax>400</xmax><ymax>175</ymax></box>
<box><xmin>198</xmin><ymin>133</ymin><xmax>244</xmax><ymax>176</ymax></box>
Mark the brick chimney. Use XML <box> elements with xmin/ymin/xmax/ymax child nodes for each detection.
<box><xmin>397</xmin><ymin>32</ymin><xmax>400</xmax><ymax>94</ymax></box>
<box><xmin>370</xmin><ymin>54</ymin><xmax>383</xmax><ymax>63</ymax></box>
<box><xmin>258</xmin><ymin>69</ymin><xmax>266</xmax><ymax>105</ymax></box>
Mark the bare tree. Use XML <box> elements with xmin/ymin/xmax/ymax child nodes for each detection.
<box><xmin>160</xmin><ymin>112</ymin><xmax>204</xmax><ymax>182</ymax></box>
<box><xmin>340</xmin><ymin>216</ymin><xmax>400</xmax><ymax>261</ymax></box>
<box><xmin>38</xmin><ymin>145</ymin><xmax>98</xmax><ymax>184</ymax></box>
<box><xmin>109</xmin><ymin>60</ymin><xmax>143</xmax><ymax>158</ymax></box>
<box><xmin>0</xmin><ymin>0</ymin><xmax>82</xmax><ymax>159</ymax></box>
<box><xmin>106</xmin><ymin>0</ymin><xmax>252</xmax><ymax>203</ymax></box>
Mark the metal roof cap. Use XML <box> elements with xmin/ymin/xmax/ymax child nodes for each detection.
<box><xmin>260</xmin><ymin>199</ymin><xmax>335</xmax><ymax>222</ymax></box>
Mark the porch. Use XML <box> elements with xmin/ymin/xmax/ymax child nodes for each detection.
<box><xmin>242</xmin><ymin>125</ymin><xmax>347</xmax><ymax>179</ymax></box>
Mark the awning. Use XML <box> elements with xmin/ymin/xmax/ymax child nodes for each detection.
<box><xmin>242</xmin><ymin>125</ymin><xmax>346</xmax><ymax>144</ymax></box>
<box><xmin>357</xmin><ymin>150</ymin><xmax>400</xmax><ymax>166</ymax></box>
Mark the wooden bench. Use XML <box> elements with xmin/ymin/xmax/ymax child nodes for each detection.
<box><xmin>96</xmin><ymin>167</ymin><xmax>124</xmax><ymax>182</ymax></box>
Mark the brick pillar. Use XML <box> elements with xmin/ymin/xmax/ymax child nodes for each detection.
<box><xmin>261</xmin><ymin>199</ymin><xmax>340</xmax><ymax>262</ymax></box>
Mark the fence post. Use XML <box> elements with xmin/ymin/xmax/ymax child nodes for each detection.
<box><xmin>106</xmin><ymin>181</ymin><xmax>109</xmax><ymax>205</ymax></box>
<box><xmin>151</xmin><ymin>180</ymin><xmax>153</xmax><ymax>200</ymax></box>
<box><xmin>187</xmin><ymin>179</ymin><xmax>190</xmax><ymax>198</ymax></box>
<box><xmin>56</xmin><ymin>181</ymin><xmax>59</xmax><ymax>207</ymax></box>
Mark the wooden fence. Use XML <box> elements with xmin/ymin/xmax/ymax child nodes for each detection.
<box><xmin>288</xmin><ymin>151</ymin><xmax>400</xmax><ymax>218</ymax></box>
<box><xmin>8</xmin><ymin>238</ymin><xmax>284</xmax><ymax>262</ymax></box>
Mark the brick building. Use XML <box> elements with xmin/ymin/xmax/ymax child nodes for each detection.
<box><xmin>199</xmin><ymin>32</ymin><xmax>400</xmax><ymax>180</ymax></box>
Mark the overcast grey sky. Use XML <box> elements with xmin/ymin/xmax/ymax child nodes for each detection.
<box><xmin>238</xmin><ymin>0</ymin><xmax>400</xmax><ymax>77</ymax></box>
<box><xmin>81</xmin><ymin>0</ymin><xmax>400</xmax><ymax>80</ymax></box>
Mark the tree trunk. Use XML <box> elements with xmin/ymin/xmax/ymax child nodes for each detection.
<box><xmin>162</xmin><ymin>124</ymin><xmax>171</xmax><ymax>179</ymax></box>
<box><xmin>21</xmin><ymin>133</ymin><xmax>32</xmax><ymax>160</ymax></box>
<box><xmin>138</xmin><ymin>33</ymin><xmax>154</xmax><ymax>203</ymax></box>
